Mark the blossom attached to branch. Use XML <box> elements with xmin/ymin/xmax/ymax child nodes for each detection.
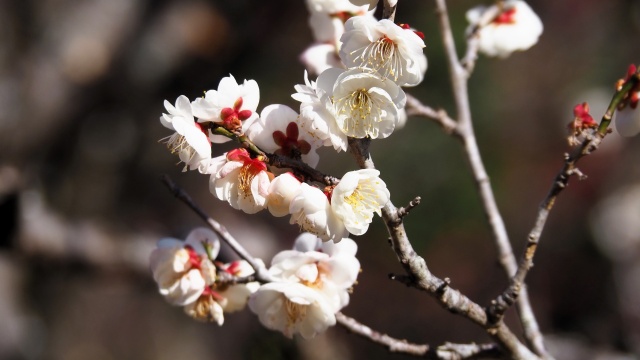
<box><xmin>208</xmin><ymin>149</ymin><xmax>272</xmax><ymax>214</ymax></box>
<box><xmin>289</xmin><ymin>183</ymin><xmax>347</xmax><ymax>242</ymax></box>
<box><xmin>191</xmin><ymin>74</ymin><xmax>260</xmax><ymax>143</ymax></box>
<box><xmin>160</xmin><ymin>96</ymin><xmax>212</xmax><ymax>172</ymax></box>
<box><xmin>330</xmin><ymin>169</ymin><xmax>390</xmax><ymax>235</ymax></box>
<box><xmin>340</xmin><ymin>16</ymin><xmax>427</xmax><ymax>86</ymax></box>
<box><xmin>150</xmin><ymin>228</ymin><xmax>219</xmax><ymax>306</ymax></box>
<box><xmin>466</xmin><ymin>0</ymin><xmax>543</xmax><ymax>58</ymax></box>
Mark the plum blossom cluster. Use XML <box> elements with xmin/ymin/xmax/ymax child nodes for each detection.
<box><xmin>150</xmin><ymin>230</ymin><xmax>360</xmax><ymax>339</ymax></box>
<box><xmin>150</xmin><ymin>228</ymin><xmax>259</xmax><ymax>325</ymax></box>
<box><xmin>153</xmin><ymin>0</ymin><xmax>431</xmax><ymax>339</ymax></box>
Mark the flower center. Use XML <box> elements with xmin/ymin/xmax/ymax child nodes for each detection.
<box><xmin>164</xmin><ymin>133</ymin><xmax>197</xmax><ymax>165</ymax></box>
<box><xmin>342</xmin><ymin>182</ymin><xmax>381</xmax><ymax>220</ymax></box>
<box><xmin>273</xmin><ymin>122</ymin><xmax>311</xmax><ymax>159</ymax></box>
<box><xmin>220</xmin><ymin>97</ymin><xmax>253</xmax><ymax>132</ymax></box>
<box><xmin>284</xmin><ymin>298</ymin><xmax>307</xmax><ymax>325</ymax></box>
<box><xmin>353</xmin><ymin>36</ymin><xmax>402</xmax><ymax>81</ymax></box>
<box><xmin>334</xmin><ymin>88</ymin><xmax>381</xmax><ymax>137</ymax></box>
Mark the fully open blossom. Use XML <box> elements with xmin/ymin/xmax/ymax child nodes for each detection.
<box><xmin>150</xmin><ymin>228</ymin><xmax>220</xmax><ymax>306</ymax></box>
<box><xmin>466</xmin><ymin>0</ymin><xmax>543</xmax><ymax>58</ymax></box>
<box><xmin>160</xmin><ymin>96</ymin><xmax>212</xmax><ymax>172</ymax></box>
<box><xmin>247</xmin><ymin>104</ymin><xmax>322</xmax><ymax>168</ymax></box>
<box><xmin>331</xmin><ymin>169</ymin><xmax>389</xmax><ymax>235</ymax></box>
<box><xmin>209</xmin><ymin>149</ymin><xmax>272</xmax><ymax>214</ymax></box>
<box><xmin>340</xmin><ymin>17</ymin><xmax>427</xmax><ymax>87</ymax></box>
<box><xmin>292</xmin><ymin>71</ymin><xmax>348</xmax><ymax>151</ymax></box>
<box><xmin>317</xmin><ymin>67</ymin><xmax>406</xmax><ymax>139</ymax></box>
<box><xmin>269</xmin><ymin>233</ymin><xmax>360</xmax><ymax>311</ymax></box>
<box><xmin>249</xmin><ymin>282</ymin><xmax>336</xmax><ymax>339</ymax></box>
<box><xmin>289</xmin><ymin>183</ymin><xmax>347</xmax><ymax>242</ymax></box>
<box><xmin>267</xmin><ymin>172</ymin><xmax>303</xmax><ymax>217</ymax></box>
<box><xmin>191</xmin><ymin>75</ymin><xmax>260</xmax><ymax>143</ymax></box>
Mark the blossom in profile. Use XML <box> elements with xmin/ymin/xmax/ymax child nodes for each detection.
<box><xmin>267</xmin><ymin>172</ymin><xmax>303</xmax><ymax>217</ymax></box>
<box><xmin>466</xmin><ymin>0</ymin><xmax>543</xmax><ymax>58</ymax></box>
<box><xmin>191</xmin><ymin>75</ymin><xmax>260</xmax><ymax>142</ymax></box>
<box><xmin>160</xmin><ymin>96</ymin><xmax>212</xmax><ymax>172</ymax></box>
<box><xmin>331</xmin><ymin>169</ymin><xmax>389</xmax><ymax>235</ymax></box>
<box><xmin>292</xmin><ymin>71</ymin><xmax>348</xmax><ymax>151</ymax></box>
<box><xmin>289</xmin><ymin>183</ymin><xmax>347</xmax><ymax>242</ymax></box>
<box><xmin>150</xmin><ymin>228</ymin><xmax>220</xmax><ymax>306</ymax></box>
<box><xmin>317</xmin><ymin>67</ymin><xmax>406</xmax><ymax>139</ymax></box>
<box><xmin>300</xmin><ymin>43</ymin><xmax>344</xmax><ymax>76</ymax></box>
<box><xmin>340</xmin><ymin>16</ymin><xmax>427</xmax><ymax>87</ymax></box>
<box><xmin>247</xmin><ymin>104</ymin><xmax>321</xmax><ymax>168</ymax></box>
<box><xmin>209</xmin><ymin>149</ymin><xmax>272</xmax><ymax>214</ymax></box>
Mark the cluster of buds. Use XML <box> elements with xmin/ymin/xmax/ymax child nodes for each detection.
<box><xmin>615</xmin><ymin>64</ymin><xmax>640</xmax><ymax>137</ymax></box>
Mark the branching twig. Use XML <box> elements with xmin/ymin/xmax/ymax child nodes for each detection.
<box><xmin>397</xmin><ymin>196</ymin><xmax>421</xmax><ymax>219</ymax></box>
<box><xmin>266</xmin><ymin>153</ymin><xmax>339</xmax><ymax>186</ymax></box>
<box><xmin>336</xmin><ymin>312</ymin><xmax>503</xmax><ymax>359</ymax></box>
<box><xmin>161</xmin><ymin>174</ymin><xmax>277</xmax><ymax>283</ymax></box>
<box><xmin>349</xmin><ymin>139</ymin><xmax>537</xmax><ymax>360</ymax></box>
<box><xmin>488</xmin><ymin>71</ymin><xmax>640</xmax><ymax>323</ymax></box>
<box><xmin>433</xmin><ymin>1</ymin><xmax>548</xmax><ymax>357</ymax></box>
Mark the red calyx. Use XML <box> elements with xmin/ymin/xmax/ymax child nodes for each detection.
<box><xmin>572</xmin><ymin>102</ymin><xmax>597</xmax><ymax>129</ymax></box>
<box><xmin>272</xmin><ymin>122</ymin><xmax>311</xmax><ymax>159</ymax></box>
<box><xmin>398</xmin><ymin>23</ymin><xmax>425</xmax><ymax>39</ymax></box>
<box><xmin>493</xmin><ymin>8</ymin><xmax>517</xmax><ymax>24</ymax></box>
<box><xmin>220</xmin><ymin>97</ymin><xmax>252</xmax><ymax>131</ymax></box>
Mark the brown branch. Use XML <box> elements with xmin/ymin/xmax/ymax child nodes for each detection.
<box><xmin>161</xmin><ymin>175</ymin><xmax>277</xmax><ymax>283</ymax></box>
<box><xmin>382</xmin><ymin>0</ymin><xmax>397</xmax><ymax>21</ymax></box>
<box><xmin>405</xmin><ymin>94</ymin><xmax>461</xmax><ymax>138</ymax></box>
<box><xmin>336</xmin><ymin>312</ymin><xmax>503</xmax><ymax>359</ymax></box>
<box><xmin>266</xmin><ymin>152</ymin><xmax>339</xmax><ymax>186</ymax></box>
<box><xmin>348</xmin><ymin>139</ymin><xmax>537</xmax><ymax>360</ymax></box>
<box><xmin>433</xmin><ymin>1</ymin><xmax>548</xmax><ymax>357</ymax></box>
<box><xmin>397</xmin><ymin>196</ymin><xmax>421</xmax><ymax>219</ymax></box>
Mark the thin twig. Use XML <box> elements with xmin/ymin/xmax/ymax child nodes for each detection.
<box><xmin>405</xmin><ymin>94</ymin><xmax>461</xmax><ymax>138</ymax></box>
<box><xmin>336</xmin><ymin>312</ymin><xmax>503</xmax><ymax>359</ymax></box>
<box><xmin>433</xmin><ymin>1</ymin><xmax>548</xmax><ymax>357</ymax></box>
<box><xmin>161</xmin><ymin>175</ymin><xmax>276</xmax><ymax>283</ymax></box>
<box><xmin>382</xmin><ymin>0</ymin><xmax>397</xmax><ymax>21</ymax></box>
<box><xmin>488</xmin><ymin>71</ymin><xmax>640</xmax><ymax>322</ymax></box>
<box><xmin>397</xmin><ymin>196</ymin><xmax>421</xmax><ymax>219</ymax></box>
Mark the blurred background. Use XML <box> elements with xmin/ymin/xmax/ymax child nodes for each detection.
<box><xmin>1</xmin><ymin>0</ymin><xmax>640</xmax><ymax>359</ymax></box>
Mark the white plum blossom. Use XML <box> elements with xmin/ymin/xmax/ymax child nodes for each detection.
<box><xmin>267</xmin><ymin>172</ymin><xmax>303</xmax><ymax>217</ymax></box>
<box><xmin>209</xmin><ymin>149</ymin><xmax>272</xmax><ymax>214</ymax></box>
<box><xmin>269</xmin><ymin>233</ymin><xmax>360</xmax><ymax>311</ymax></box>
<box><xmin>247</xmin><ymin>104</ymin><xmax>322</xmax><ymax>168</ymax></box>
<box><xmin>150</xmin><ymin>228</ymin><xmax>220</xmax><ymax>306</ymax></box>
<box><xmin>466</xmin><ymin>0</ymin><xmax>543</xmax><ymax>58</ymax></box>
<box><xmin>347</xmin><ymin>0</ymin><xmax>381</xmax><ymax>10</ymax></box>
<box><xmin>217</xmin><ymin>260</ymin><xmax>262</xmax><ymax>313</ymax></box>
<box><xmin>249</xmin><ymin>282</ymin><xmax>337</xmax><ymax>339</ymax></box>
<box><xmin>249</xmin><ymin>233</ymin><xmax>360</xmax><ymax>339</ymax></box>
<box><xmin>289</xmin><ymin>183</ymin><xmax>347</xmax><ymax>242</ymax></box>
<box><xmin>292</xmin><ymin>71</ymin><xmax>349</xmax><ymax>151</ymax></box>
<box><xmin>185</xmin><ymin>259</ymin><xmax>262</xmax><ymax>325</ymax></box>
<box><xmin>331</xmin><ymin>169</ymin><xmax>389</xmax><ymax>235</ymax></box>
<box><xmin>340</xmin><ymin>16</ymin><xmax>427</xmax><ymax>87</ymax></box>
<box><xmin>318</xmin><ymin>67</ymin><xmax>406</xmax><ymax>139</ymax></box>
<box><xmin>160</xmin><ymin>96</ymin><xmax>212</xmax><ymax>172</ymax></box>
<box><xmin>306</xmin><ymin>0</ymin><xmax>367</xmax><ymax>14</ymax></box>
<box><xmin>191</xmin><ymin>74</ymin><xmax>260</xmax><ymax>143</ymax></box>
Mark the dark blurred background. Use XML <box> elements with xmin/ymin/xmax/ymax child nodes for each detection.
<box><xmin>1</xmin><ymin>0</ymin><xmax>640</xmax><ymax>359</ymax></box>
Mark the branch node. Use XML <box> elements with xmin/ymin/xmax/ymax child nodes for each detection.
<box><xmin>397</xmin><ymin>196</ymin><xmax>421</xmax><ymax>219</ymax></box>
